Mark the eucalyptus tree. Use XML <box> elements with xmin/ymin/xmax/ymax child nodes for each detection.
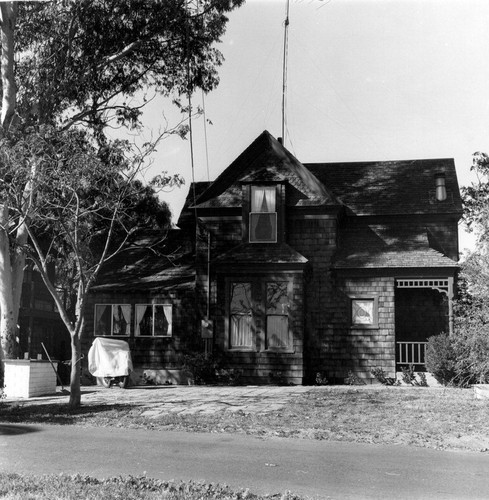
<box><xmin>0</xmin><ymin>0</ymin><xmax>243</xmax><ymax>405</ymax></box>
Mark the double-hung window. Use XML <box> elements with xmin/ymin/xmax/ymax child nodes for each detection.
<box><xmin>249</xmin><ymin>186</ymin><xmax>277</xmax><ymax>243</ymax></box>
<box><xmin>228</xmin><ymin>279</ymin><xmax>292</xmax><ymax>351</ymax></box>
<box><xmin>94</xmin><ymin>304</ymin><xmax>131</xmax><ymax>336</ymax></box>
<box><xmin>135</xmin><ymin>304</ymin><xmax>172</xmax><ymax>337</ymax></box>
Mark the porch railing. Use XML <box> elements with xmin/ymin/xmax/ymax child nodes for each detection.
<box><xmin>396</xmin><ymin>342</ymin><xmax>427</xmax><ymax>366</ymax></box>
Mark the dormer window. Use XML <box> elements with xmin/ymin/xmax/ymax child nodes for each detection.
<box><xmin>250</xmin><ymin>186</ymin><xmax>277</xmax><ymax>243</ymax></box>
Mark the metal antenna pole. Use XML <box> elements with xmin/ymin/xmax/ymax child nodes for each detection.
<box><xmin>281</xmin><ymin>0</ymin><xmax>290</xmax><ymax>146</ymax></box>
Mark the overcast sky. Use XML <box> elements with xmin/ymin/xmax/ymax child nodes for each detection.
<box><xmin>135</xmin><ymin>0</ymin><xmax>489</xmax><ymax>253</ymax></box>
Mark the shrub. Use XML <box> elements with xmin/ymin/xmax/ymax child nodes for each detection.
<box><xmin>180</xmin><ymin>351</ymin><xmax>242</xmax><ymax>385</ymax></box>
<box><xmin>370</xmin><ymin>367</ymin><xmax>397</xmax><ymax>386</ymax></box>
<box><xmin>344</xmin><ymin>371</ymin><xmax>366</xmax><ymax>385</ymax></box>
<box><xmin>180</xmin><ymin>352</ymin><xmax>222</xmax><ymax>385</ymax></box>
<box><xmin>453</xmin><ymin>317</ymin><xmax>489</xmax><ymax>385</ymax></box>
<box><xmin>315</xmin><ymin>371</ymin><xmax>329</xmax><ymax>386</ymax></box>
<box><xmin>399</xmin><ymin>364</ymin><xmax>428</xmax><ymax>387</ymax></box>
<box><xmin>425</xmin><ymin>333</ymin><xmax>457</xmax><ymax>385</ymax></box>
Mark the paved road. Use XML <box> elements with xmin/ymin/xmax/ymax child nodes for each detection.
<box><xmin>1</xmin><ymin>423</ymin><xmax>488</xmax><ymax>499</ymax></box>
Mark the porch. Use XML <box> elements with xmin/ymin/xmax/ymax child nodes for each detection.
<box><xmin>395</xmin><ymin>278</ymin><xmax>454</xmax><ymax>371</ymax></box>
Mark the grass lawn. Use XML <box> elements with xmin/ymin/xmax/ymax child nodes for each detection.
<box><xmin>0</xmin><ymin>473</ymin><xmax>303</xmax><ymax>499</ymax></box>
<box><xmin>2</xmin><ymin>385</ymin><xmax>489</xmax><ymax>452</ymax></box>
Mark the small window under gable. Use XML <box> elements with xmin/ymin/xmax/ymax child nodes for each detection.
<box><xmin>249</xmin><ymin>185</ymin><xmax>277</xmax><ymax>243</ymax></box>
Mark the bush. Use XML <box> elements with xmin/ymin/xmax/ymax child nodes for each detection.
<box><xmin>399</xmin><ymin>364</ymin><xmax>428</xmax><ymax>387</ymax></box>
<box><xmin>453</xmin><ymin>317</ymin><xmax>489</xmax><ymax>385</ymax></box>
<box><xmin>370</xmin><ymin>367</ymin><xmax>397</xmax><ymax>386</ymax></box>
<box><xmin>344</xmin><ymin>371</ymin><xmax>366</xmax><ymax>385</ymax></box>
<box><xmin>425</xmin><ymin>333</ymin><xmax>457</xmax><ymax>385</ymax></box>
<box><xmin>180</xmin><ymin>351</ymin><xmax>241</xmax><ymax>385</ymax></box>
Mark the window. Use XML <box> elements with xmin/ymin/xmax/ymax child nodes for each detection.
<box><xmin>249</xmin><ymin>186</ymin><xmax>277</xmax><ymax>243</ymax></box>
<box><xmin>95</xmin><ymin>304</ymin><xmax>131</xmax><ymax>336</ymax></box>
<box><xmin>265</xmin><ymin>282</ymin><xmax>290</xmax><ymax>349</ymax></box>
<box><xmin>229</xmin><ymin>283</ymin><xmax>253</xmax><ymax>348</ymax></box>
<box><xmin>228</xmin><ymin>279</ymin><xmax>292</xmax><ymax>351</ymax></box>
<box><xmin>350</xmin><ymin>296</ymin><xmax>379</xmax><ymax>328</ymax></box>
<box><xmin>135</xmin><ymin>304</ymin><xmax>172</xmax><ymax>337</ymax></box>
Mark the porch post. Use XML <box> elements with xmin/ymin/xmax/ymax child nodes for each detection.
<box><xmin>448</xmin><ymin>276</ymin><xmax>454</xmax><ymax>336</ymax></box>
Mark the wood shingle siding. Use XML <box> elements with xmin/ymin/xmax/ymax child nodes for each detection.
<box><xmin>84</xmin><ymin>130</ymin><xmax>462</xmax><ymax>385</ymax></box>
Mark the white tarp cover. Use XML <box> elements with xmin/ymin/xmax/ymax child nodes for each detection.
<box><xmin>88</xmin><ymin>337</ymin><xmax>133</xmax><ymax>377</ymax></box>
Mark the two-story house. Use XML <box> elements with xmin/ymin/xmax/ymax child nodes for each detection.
<box><xmin>84</xmin><ymin>131</ymin><xmax>462</xmax><ymax>385</ymax></box>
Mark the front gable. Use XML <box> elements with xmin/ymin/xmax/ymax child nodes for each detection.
<box><xmin>193</xmin><ymin>130</ymin><xmax>339</xmax><ymax>210</ymax></box>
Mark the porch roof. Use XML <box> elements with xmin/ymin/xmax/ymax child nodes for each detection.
<box><xmin>334</xmin><ymin>224</ymin><xmax>459</xmax><ymax>269</ymax></box>
<box><xmin>213</xmin><ymin>242</ymin><xmax>308</xmax><ymax>266</ymax></box>
<box><xmin>91</xmin><ymin>229</ymin><xmax>195</xmax><ymax>292</ymax></box>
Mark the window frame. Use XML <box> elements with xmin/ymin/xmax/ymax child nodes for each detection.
<box><xmin>225</xmin><ymin>277</ymin><xmax>294</xmax><ymax>352</ymax></box>
<box><xmin>227</xmin><ymin>281</ymin><xmax>256</xmax><ymax>351</ymax></box>
<box><xmin>94</xmin><ymin>304</ymin><xmax>132</xmax><ymax>337</ymax></box>
<box><xmin>349</xmin><ymin>295</ymin><xmax>379</xmax><ymax>329</ymax></box>
<box><xmin>264</xmin><ymin>280</ymin><xmax>292</xmax><ymax>352</ymax></box>
<box><xmin>249</xmin><ymin>185</ymin><xmax>278</xmax><ymax>244</ymax></box>
<box><xmin>134</xmin><ymin>303</ymin><xmax>172</xmax><ymax>338</ymax></box>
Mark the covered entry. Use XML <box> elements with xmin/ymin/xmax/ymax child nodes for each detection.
<box><xmin>395</xmin><ymin>278</ymin><xmax>454</xmax><ymax>370</ymax></box>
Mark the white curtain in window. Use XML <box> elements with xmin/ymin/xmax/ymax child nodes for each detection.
<box><xmin>163</xmin><ymin>305</ymin><xmax>172</xmax><ymax>336</ymax></box>
<box><xmin>119</xmin><ymin>305</ymin><xmax>131</xmax><ymax>335</ymax></box>
<box><xmin>252</xmin><ymin>186</ymin><xmax>275</xmax><ymax>212</ymax></box>
<box><xmin>135</xmin><ymin>305</ymin><xmax>150</xmax><ymax>336</ymax></box>
<box><xmin>230</xmin><ymin>314</ymin><xmax>252</xmax><ymax>347</ymax></box>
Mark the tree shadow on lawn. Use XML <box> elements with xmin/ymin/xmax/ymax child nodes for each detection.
<box><xmin>0</xmin><ymin>402</ymin><xmax>140</xmax><ymax>425</ymax></box>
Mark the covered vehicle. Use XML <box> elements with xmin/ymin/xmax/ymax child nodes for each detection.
<box><xmin>88</xmin><ymin>337</ymin><xmax>133</xmax><ymax>388</ymax></box>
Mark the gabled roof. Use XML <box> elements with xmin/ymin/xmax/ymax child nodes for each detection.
<box><xmin>306</xmin><ymin>159</ymin><xmax>463</xmax><ymax>216</ymax></box>
<box><xmin>334</xmin><ymin>224</ymin><xmax>459</xmax><ymax>269</ymax></box>
<box><xmin>91</xmin><ymin>229</ymin><xmax>195</xmax><ymax>292</ymax></box>
<box><xmin>192</xmin><ymin>131</ymin><xmax>339</xmax><ymax>209</ymax></box>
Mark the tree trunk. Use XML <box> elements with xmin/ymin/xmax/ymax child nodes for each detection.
<box><xmin>0</xmin><ymin>2</ymin><xmax>17</xmax><ymax>132</ymax></box>
<box><xmin>68</xmin><ymin>330</ymin><xmax>82</xmax><ymax>408</ymax></box>
<box><xmin>0</xmin><ymin>203</ymin><xmax>18</xmax><ymax>385</ymax></box>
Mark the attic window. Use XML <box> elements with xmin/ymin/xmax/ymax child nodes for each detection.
<box><xmin>434</xmin><ymin>173</ymin><xmax>447</xmax><ymax>202</ymax></box>
<box><xmin>249</xmin><ymin>186</ymin><xmax>277</xmax><ymax>243</ymax></box>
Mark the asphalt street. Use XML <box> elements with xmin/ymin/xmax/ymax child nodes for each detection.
<box><xmin>1</xmin><ymin>423</ymin><xmax>488</xmax><ymax>499</ymax></box>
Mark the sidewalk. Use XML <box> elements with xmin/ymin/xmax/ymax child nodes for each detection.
<box><xmin>6</xmin><ymin>384</ymin><xmax>314</xmax><ymax>417</ymax></box>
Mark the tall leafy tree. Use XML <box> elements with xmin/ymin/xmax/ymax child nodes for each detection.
<box><xmin>0</xmin><ymin>0</ymin><xmax>243</xmax><ymax>405</ymax></box>
<box><xmin>1</xmin><ymin>128</ymin><xmax>178</xmax><ymax>406</ymax></box>
<box><xmin>461</xmin><ymin>152</ymin><xmax>489</xmax><ymax>299</ymax></box>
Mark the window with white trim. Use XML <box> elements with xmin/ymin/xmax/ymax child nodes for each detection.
<box><xmin>249</xmin><ymin>186</ymin><xmax>277</xmax><ymax>243</ymax></box>
<box><xmin>135</xmin><ymin>304</ymin><xmax>172</xmax><ymax>337</ymax></box>
<box><xmin>94</xmin><ymin>304</ymin><xmax>131</xmax><ymax>336</ymax></box>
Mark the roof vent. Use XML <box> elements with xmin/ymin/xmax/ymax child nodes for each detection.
<box><xmin>277</xmin><ymin>137</ymin><xmax>283</xmax><ymax>144</ymax></box>
<box><xmin>434</xmin><ymin>173</ymin><xmax>447</xmax><ymax>202</ymax></box>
